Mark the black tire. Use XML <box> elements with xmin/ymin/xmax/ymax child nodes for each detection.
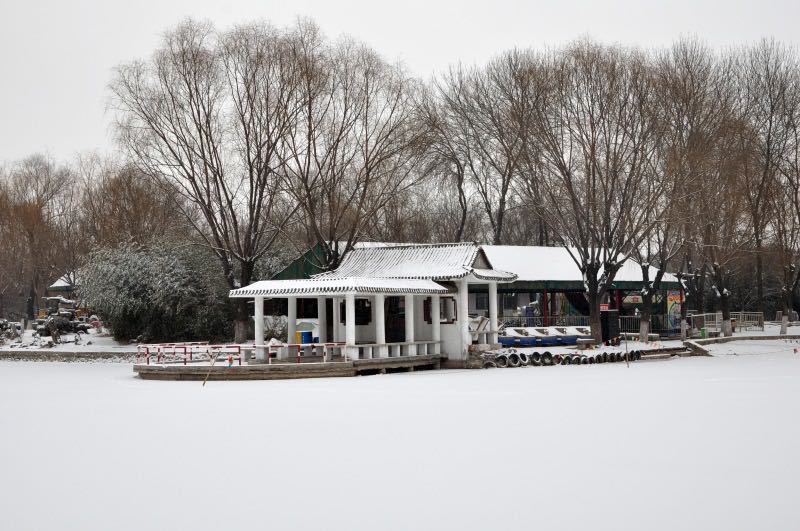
<box><xmin>597</xmin><ymin>353</ymin><xmax>607</xmax><ymax>363</ymax></box>
<box><xmin>561</xmin><ymin>355</ymin><xmax>572</xmax><ymax>365</ymax></box>
<box><xmin>495</xmin><ymin>355</ymin><xmax>509</xmax><ymax>368</ymax></box>
<box><xmin>570</xmin><ymin>355</ymin><xmax>582</xmax><ymax>365</ymax></box>
<box><xmin>530</xmin><ymin>352</ymin><xmax>542</xmax><ymax>366</ymax></box>
<box><xmin>519</xmin><ymin>353</ymin><xmax>530</xmax><ymax>366</ymax></box>
<box><xmin>541</xmin><ymin>351</ymin><xmax>553</xmax><ymax>366</ymax></box>
<box><xmin>508</xmin><ymin>353</ymin><xmax>521</xmax><ymax>367</ymax></box>
<box><xmin>553</xmin><ymin>354</ymin><xmax>563</xmax><ymax>365</ymax></box>
<box><xmin>580</xmin><ymin>356</ymin><xmax>590</xmax><ymax>365</ymax></box>
<box><xmin>483</xmin><ymin>360</ymin><xmax>497</xmax><ymax>369</ymax></box>
<box><xmin>587</xmin><ymin>356</ymin><xmax>596</xmax><ymax>364</ymax></box>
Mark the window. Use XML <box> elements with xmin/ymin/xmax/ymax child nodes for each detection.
<box><xmin>440</xmin><ymin>296</ymin><xmax>457</xmax><ymax>324</ymax></box>
<box><xmin>423</xmin><ymin>297</ymin><xmax>431</xmax><ymax>324</ymax></box>
<box><xmin>502</xmin><ymin>293</ymin><xmax>518</xmax><ymax>312</ymax></box>
<box><xmin>474</xmin><ymin>293</ymin><xmax>489</xmax><ymax>312</ymax></box>
<box><xmin>339</xmin><ymin>298</ymin><xmax>372</xmax><ymax>325</ymax></box>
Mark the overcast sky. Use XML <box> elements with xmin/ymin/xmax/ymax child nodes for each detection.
<box><xmin>1</xmin><ymin>0</ymin><xmax>798</xmax><ymax>164</ymax></box>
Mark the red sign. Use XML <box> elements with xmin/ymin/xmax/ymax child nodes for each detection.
<box><xmin>600</xmin><ymin>304</ymin><xmax>609</xmax><ymax>311</ymax></box>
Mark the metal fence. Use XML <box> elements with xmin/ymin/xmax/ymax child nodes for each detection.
<box><xmin>502</xmin><ymin>311</ymin><xmax>765</xmax><ymax>336</ymax></box>
<box><xmin>500</xmin><ymin>315</ymin><xmax>590</xmax><ymax>329</ymax></box>
<box><xmin>619</xmin><ymin>314</ymin><xmax>678</xmax><ymax>335</ymax></box>
<box><xmin>687</xmin><ymin>312</ymin><xmax>764</xmax><ymax>332</ymax></box>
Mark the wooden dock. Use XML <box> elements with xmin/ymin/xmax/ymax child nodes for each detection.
<box><xmin>133</xmin><ymin>354</ymin><xmax>443</xmax><ymax>381</ymax></box>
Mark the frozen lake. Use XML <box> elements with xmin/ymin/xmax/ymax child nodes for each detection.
<box><xmin>2</xmin><ymin>344</ymin><xmax>799</xmax><ymax>530</ymax></box>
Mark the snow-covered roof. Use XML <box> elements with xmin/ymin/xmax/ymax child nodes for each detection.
<box><xmin>229</xmin><ymin>277</ymin><xmax>451</xmax><ymax>298</ymax></box>
<box><xmin>482</xmin><ymin>246</ymin><xmax>679</xmax><ymax>284</ymax></box>
<box><xmin>316</xmin><ymin>243</ymin><xmax>517</xmax><ymax>282</ymax></box>
<box><xmin>48</xmin><ymin>274</ymin><xmax>76</xmax><ymax>291</ymax></box>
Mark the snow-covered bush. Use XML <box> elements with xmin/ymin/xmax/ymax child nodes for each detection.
<box><xmin>78</xmin><ymin>242</ymin><xmax>232</xmax><ymax>341</ymax></box>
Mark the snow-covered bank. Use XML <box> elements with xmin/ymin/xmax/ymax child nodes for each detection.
<box><xmin>1</xmin><ymin>353</ymin><xmax>799</xmax><ymax>531</ymax></box>
<box><xmin>0</xmin><ymin>328</ymin><xmax>136</xmax><ymax>354</ymax></box>
<box><xmin>704</xmin><ymin>338</ymin><xmax>800</xmax><ymax>357</ymax></box>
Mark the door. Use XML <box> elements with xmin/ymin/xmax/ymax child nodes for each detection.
<box><xmin>385</xmin><ymin>296</ymin><xmax>405</xmax><ymax>343</ymax></box>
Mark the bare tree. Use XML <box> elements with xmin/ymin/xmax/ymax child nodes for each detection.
<box><xmin>111</xmin><ymin>20</ymin><xmax>300</xmax><ymax>341</ymax></box>
<box><xmin>774</xmin><ymin>65</ymin><xmax>800</xmax><ymax>331</ymax></box>
<box><xmin>0</xmin><ymin>154</ymin><xmax>77</xmax><ymax>319</ymax></box>
<box><xmin>731</xmin><ymin>39</ymin><xmax>797</xmax><ymax>314</ymax></box>
<box><xmin>79</xmin><ymin>155</ymin><xmax>189</xmax><ymax>247</ymax></box>
<box><xmin>417</xmin><ymin>86</ymin><xmax>473</xmax><ymax>241</ymax></box>
<box><xmin>531</xmin><ymin>42</ymin><xmax>663</xmax><ymax>341</ymax></box>
<box><xmin>689</xmin><ymin>112</ymin><xmax>755</xmax><ymax>336</ymax></box>
<box><xmin>281</xmin><ymin>23</ymin><xmax>425</xmax><ymax>270</ymax></box>
<box><xmin>433</xmin><ymin>50</ymin><xmax>535</xmax><ymax>244</ymax></box>
<box><xmin>645</xmin><ymin>39</ymin><xmax>727</xmax><ymax>337</ymax></box>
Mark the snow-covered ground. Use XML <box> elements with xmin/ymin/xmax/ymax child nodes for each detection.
<box><xmin>2</xmin><ymin>348</ymin><xmax>800</xmax><ymax>530</ymax></box>
<box><xmin>741</xmin><ymin>321</ymin><xmax>800</xmax><ymax>336</ymax></box>
<box><xmin>0</xmin><ymin>328</ymin><xmax>136</xmax><ymax>353</ymax></box>
<box><xmin>704</xmin><ymin>337</ymin><xmax>800</xmax><ymax>356</ymax></box>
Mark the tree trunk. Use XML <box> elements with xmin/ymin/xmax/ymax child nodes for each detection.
<box><xmin>780</xmin><ymin>265</ymin><xmax>797</xmax><ymax>335</ymax></box>
<box><xmin>27</xmin><ymin>283</ymin><xmax>36</xmax><ymax>320</ymax></box>
<box><xmin>232</xmin><ymin>260</ymin><xmax>256</xmax><ymax>343</ymax></box>
<box><xmin>233</xmin><ymin>298</ymin><xmax>249</xmax><ymax>344</ymax></box>
<box><xmin>639</xmin><ymin>291</ymin><xmax>653</xmax><ymax>343</ymax></box>
<box><xmin>587</xmin><ymin>289</ymin><xmax>602</xmax><ymax>342</ymax></box>
<box><xmin>679</xmin><ymin>286</ymin><xmax>688</xmax><ymax>340</ymax></box>
<box><xmin>720</xmin><ymin>293</ymin><xmax>732</xmax><ymax>337</ymax></box>
<box><xmin>712</xmin><ymin>263</ymin><xmax>732</xmax><ymax>337</ymax></box>
<box><xmin>755</xmin><ymin>235</ymin><xmax>765</xmax><ymax>314</ymax></box>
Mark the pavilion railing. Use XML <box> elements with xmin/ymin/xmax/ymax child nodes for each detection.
<box><xmin>273</xmin><ymin>340</ymin><xmax>441</xmax><ymax>361</ymax></box>
<box><xmin>348</xmin><ymin>340</ymin><xmax>441</xmax><ymax>360</ymax></box>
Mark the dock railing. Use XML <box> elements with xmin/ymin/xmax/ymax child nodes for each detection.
<box><xmin>136</xmin><ymin>342</ymin><xmax>244</xmax><ymax>365</ymax></box>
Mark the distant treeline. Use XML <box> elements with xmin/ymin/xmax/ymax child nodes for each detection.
<box><xmin>2</xmin><ymin>18</ymin><xmax>799</xmax><ymax>339</ymax></box>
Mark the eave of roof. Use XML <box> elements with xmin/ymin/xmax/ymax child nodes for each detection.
<box><xmin>470</xmin><ymin>268</ymin><xmax>518</xmax><ymax>282</ymax></box>
<box><xmin>230</xmin><ymin>277</ymin><xmax>452</xmax><ymax>298</ymax></box>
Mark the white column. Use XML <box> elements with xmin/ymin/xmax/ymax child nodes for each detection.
<box><xmin>488</xmin><ymin>282</ymin><xmax>498</xmax><ymax>345</ymax></box>
<box><xmin>404</xmin><ymin>294</ymin><xmax>416</xmax><ymax>355</ymax></box>
<box><xmin>332</xmin><ymin>297</ymin><xmax>340</xmax><ymax>342</ymax></box>
<box><xmin>287</xmin><ymin>297</ymin><xmax>297</xmax><ymax>344</ymax></box>
<box><xmin>374</xmin><ymin>294</ymin><xmax>387</xmax><ymax>357</ymax></box>
<box><xmin>431</xmin><ymin>294</ymin><xmax>441</xmax><ymax>355</ymax></box>
<box><xmin>458</xmin><ymin>279</ymin><xmax>470</xmax><ymax>360</ymax></box>
<box><xmin>345</xmin><ymin>293</ymin><xmax>358</xmax><ymax>359</ymax></box>
<box><xmin>317</xmin><ymin>296</ymin><xmax>327</xmax><ymax>343</ymax></box>
<box><xmin>253</xmin><ymin>296</ymin><xmax>264</xmax><ymax>362</ymax></box>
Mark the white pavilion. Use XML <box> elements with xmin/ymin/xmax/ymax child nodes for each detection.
<box><xmin>229</xmin><ymin>243</ymin><xmax>517</xmax><ymax>366</ymax></box>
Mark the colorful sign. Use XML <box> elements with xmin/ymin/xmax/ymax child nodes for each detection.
<box><xmin>667</xmin><ymin>290</ymin><xmax>682</xmax><ymax>329</ymax></box>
